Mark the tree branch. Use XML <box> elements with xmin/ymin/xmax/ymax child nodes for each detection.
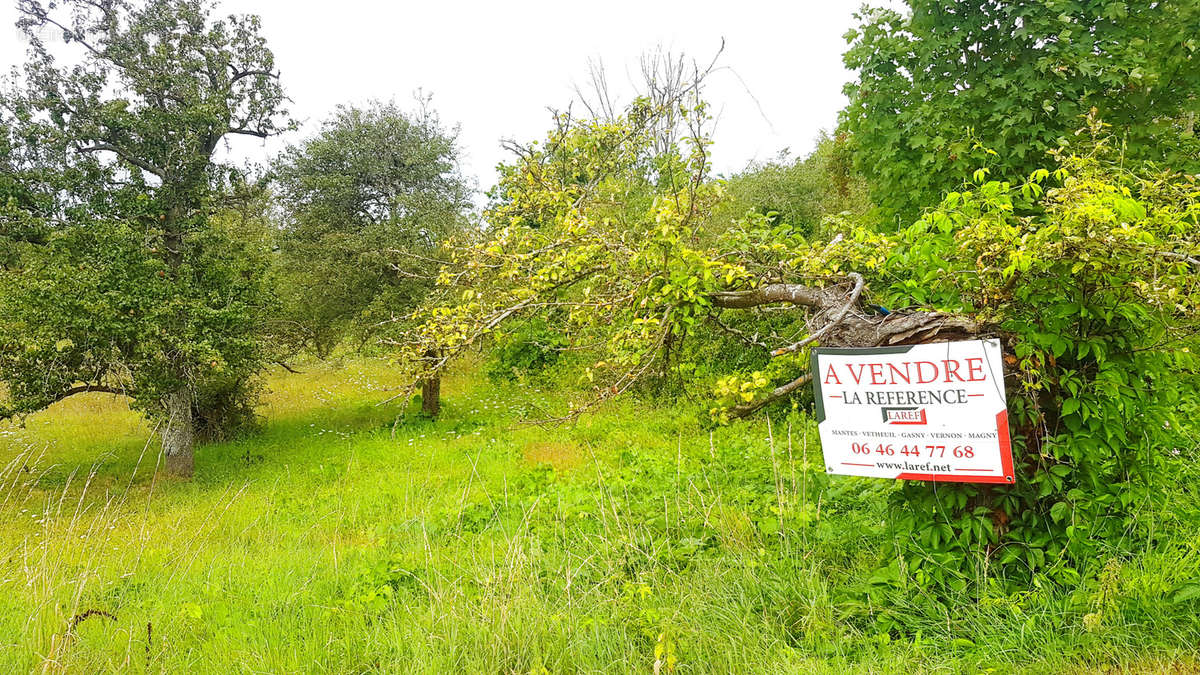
<box><xmin>77</xmin><ymin>143</ymin><xmax>165</xmax><ymax>178</ymax></box>
<box><xmin>274</xmin><ymin>361</ymin><xmax>303</xmax><ymax>374</ymax></box>
<box><xmin>60</xmin><ymin>384</ymin><xmax>125</xmax><ymax>398</ymax></box>
<box><xmin>1</xmin><ymin>383</ymin><xmax>126</xmax><ymax>421</ymax></box>
<box><xmin>771</xmin><ymin>272</ymin><xmax>865</xmax><ymax>356</ymax></box>
<box><xmin>227</xmin><ymin>127</ymin><xmax>274</xmax><ymax>139</ymax></box>
<box><xmin>19</xmin><ymin>7</ymin><xmax>105</xmax><ymax>59</ymax></box>
<box><xmin>728</xmin><ymin>373</ymin><xmax>813</xmax><ymax>419</ymax></box>
<box><xmin>710</xmin><ymin>276</ymin><xmax>977</xmax><ymax>349</ymax></box>
<box><xmin>706</xmin><ymin>312</ymin><xmax>772</xmax><ymax>350</ymax></box>
<box><xmin>229</xmin><ymin>68</ymin><xmax>277</xmax><ymax>84</ymax></box>
<box><xmin>710</xmin><ymin>273</ymin><xmax>980</xmax><ymax>418</ymax></box>
<box><xmin>1160</xmin><ymin>251</ymin><xmax>1200</xmax><ymax>270</ymax></box>
<box><xmin>710</xmin><ymin>282</ymin><xmax>829</xmax><ymax>309</ymax></box>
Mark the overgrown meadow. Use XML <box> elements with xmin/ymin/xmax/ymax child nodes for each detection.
<box><xmin>2</xmin><ymin>357</ymin><xmax>1198</xmax><ymax>673</ymax></box>
<box><xmin>3</xmin><ymin>0</ymin><xmax>1200</xmax><ymax>672</ymax></box>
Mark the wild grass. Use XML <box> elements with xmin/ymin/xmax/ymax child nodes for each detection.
<box><xmin>1</xmin><ymin>357</ymin><xmax>1198</xmax><ymax>673</ymax></box>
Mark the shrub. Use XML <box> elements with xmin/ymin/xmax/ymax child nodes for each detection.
<box><xmin>486</xmin><ymin>319</ymin><xmax>567</xmax><ymax>382</ymax></box>
<box><xmin>876</xmin><ymin>121</ymin><xmax>1200</xmax><ymax>588</ymax></box>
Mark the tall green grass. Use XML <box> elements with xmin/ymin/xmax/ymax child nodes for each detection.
<box><xmin>1</xmin><ymin>357</ymin><xmax>1197</xmax><ymax>673</ymax></box>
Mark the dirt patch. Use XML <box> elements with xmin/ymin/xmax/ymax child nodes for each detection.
<box><xmin>521</xmin><ymin>440</ymin><xmax>585</xmax><ymax>472</ymax></box>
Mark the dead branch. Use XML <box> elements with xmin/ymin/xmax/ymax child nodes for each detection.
<box><xmin>770</xmin><ymin>272</ymin><xmax>864</xmax><ymax>356</ymax></box>
<box><xmin>712</xmin><ymin>274</ymin><xmax>979</xmax><ymax>418</ymax></box>
<box><xmin>711</xmin><ymin>278</ymin><xmax>977</xmax><ymax>349</ymax></box>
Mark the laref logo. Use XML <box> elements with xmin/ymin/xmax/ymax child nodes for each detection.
<box><xmin>882</xmin><ymin>406</ymin><xmax>927</xmax><ymax>425</ymax></box>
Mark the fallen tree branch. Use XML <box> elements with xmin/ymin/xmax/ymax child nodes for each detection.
<box><xmin>712</xmin><ymin>274</ymin><xmax>981</xmax><ymax>418</ymax></box>
<box><xmin>711</xmin><ymin>278</ymin><xmax>977</xmax><ymax>349</ymax></box>
<box><xmin>771</xmin><ymin>272</ymin><xmax>864</xmax><ymax>357</ymax></box>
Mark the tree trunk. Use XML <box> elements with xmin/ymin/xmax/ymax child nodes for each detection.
<box><xmin>162</xmin><ymin>388</ymin><xmax>195</xmax><ymax>477</ymax></box>
<box><xmin>711</xmin><ymin>279</ymin><xmax>980</xmax><ymax>418</ymax></box>
<box><xmin>421</xmin><ymin>375</ymin><xmax>441</xmax><ymax>417</ymax></box>
<box><xmin>158</xmin><ymin>198</ymin><xmax>197</xmax><ymax>476</ymax></box>
<box><xmin>420</xmin><ymin>348</ymin><xmax>442</xmax><ymax>417</ymax></box>
<box><xmin>710</xmin><ymin>281</ymin><xmax>977</xmax><ymax>348</ymax></box>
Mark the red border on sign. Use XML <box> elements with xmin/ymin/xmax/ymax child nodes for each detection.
<box><xmin>895</xmin><ymin>410</ymin><xmax>1016</xmax><ymax>484</ymax></box>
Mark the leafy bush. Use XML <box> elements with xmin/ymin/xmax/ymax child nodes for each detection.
<box><xmin>842</xmin><ymin>0</ymin><xmax>1200</xmax><ymax>223</ymax></box>
<box><xmin>714</xmin><ymin>132</ymin><xmax>871</xmax><ymax>237</ymax></box>
<box><xmin>486</xmin><ymin>319</ymin><xmax>567</xmax><ymax>382</ymax></box>
<box><xmin>874</xmin><ymin>121</ymin><xmax>1200</xmax><ymax>588</ymax></box>
<box><xmin>192</xmin><ymin>375</ymin><xmax>263</xmax><ymax>443</ymax></box>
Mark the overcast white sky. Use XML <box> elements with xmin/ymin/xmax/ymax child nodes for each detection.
<box><xmin>1</xmin><ymin>1</ymin><xmax>897</xmax><ymax>196</ymax></box>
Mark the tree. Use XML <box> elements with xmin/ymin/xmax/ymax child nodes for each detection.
<box><xmin>714</xmin><ymin>131</ymin><xmax>870</xmax><ymax>238</ymax></box>
<box><xmin>0</xmin><ymin>0</ymin><xmax>290</xmax><ymax>476</ymax></box>
<box><xmin>0</xmin><ymin>117</ymin><xmax>52</xmax><ymax>269</ymax></box>
<box><xmin>841</xmin><ymin>0</ymin><xmax>1200</xmax><ymax>223</ymax></box>
<box><xmin>384</xmin><ymin>62</ymin><xmax>974</xmax><ymax>420</ymax></box>
<box><xmin>271</xmin><ymin>99</ymin><xmax>471</xmax><ymax>359</ymax></box>
<box><xmin>387</xmin><ymin>66</ymin><xmax>1199</xmax><ymax>581</ymax></box>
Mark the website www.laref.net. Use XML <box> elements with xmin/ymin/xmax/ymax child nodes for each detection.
<box><xmin>874</xmin><ymin>461</ymin><xmax>954</xmax><ymax>472</ymax></box>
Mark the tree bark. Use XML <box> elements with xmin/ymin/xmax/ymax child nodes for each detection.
<box><xmin>162</xmin><ymin>388</ymin><xmax>195</xmax><ymax>477</ymax></box>
<box><xmin>159</xmin><ymin>197</ymin><xmax>197</xmax><ymax>476</ymax></box>
<box><xmin>711</xmin><ymin>280</ymin><xmax>981</xmax><ymax>418</ymax></box>
<box><xmin>711</xmin><ymin>282</ymin><xmax>978</xmax><ymax>348</ymax></box>
<box><xmin>421</xmin><ymin>374</ymin><xmax>441</xmax><ymax>417</ymax></box>
<box><xmin>421</xmin><ymin>348</ymin><xmax>441</xmax><ymax>417</ymax></box>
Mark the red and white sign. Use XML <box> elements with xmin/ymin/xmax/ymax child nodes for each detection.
<box><xmin>811</xmin><ymin>339</ymin><xmax>1014</xmax><ymax>484</ymax></box>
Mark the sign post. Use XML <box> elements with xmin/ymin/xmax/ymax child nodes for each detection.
<box><xmin>811</xmin><ymin>339</ymin><xmax>1014</xmax><ymax>484</ymax></box>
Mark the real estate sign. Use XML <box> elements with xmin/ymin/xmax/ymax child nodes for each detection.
<box><xmin>811</xmin><ymin>339</ymin><xmax>1014</xmax><ymax>484</ymax></box>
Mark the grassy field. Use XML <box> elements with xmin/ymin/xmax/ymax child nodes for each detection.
<box><xmin>1</xmin><ymin>358</ymin><xmax>1199</xmax><ymax>673</ymax></box>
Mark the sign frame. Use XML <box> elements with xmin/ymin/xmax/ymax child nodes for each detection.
<box><xmin>811</xmin><ymin>339</ymin><xmax>1015</xmax><ymax>484</ymax></box>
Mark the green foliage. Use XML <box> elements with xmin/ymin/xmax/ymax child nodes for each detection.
<box><xmin>875</xmin><ymin>121</ymin><xmax>1200</xmax><ymax>587</ymax></box>
<box><xmin>392</xmin><ymin>61</ymin><xmax>1199</xmax><ymax>595</ymax></box>
<box><xmin>391</xmin><ymin>87</ymin><xmax>747</xmax><ymax>407</ymax></box>
<box><xmin>715</xmin><ymin>132</ymin><xmax>871</xmax><ymax>236</ymax></box>
<box><xmin>842</xmin><ymin>0</ymin><xmax>1200</xmax><ymax>222</ymax></box>
<box><xmin>485</xmin><ymin>318</ymin><xmax>566</xmax><ymax>382</ymax></box>
<box><xmin>0</xmin><ymin>119</ymin><xmax>53</xmax><ymax>269</ymax></box>
<box><xmin>191</xmin><ymin>369</ymin><xmax>263</xmax><ymax>442</ymax></box>
<box><xmin>271</xmin><ymin>99</ymin><xmax>471</xmax><ymax>358</ymax></box>
<box><xmin>1</xmin><ymin>0</ymin><xmax>291</xmax><ymax>449</ymax></box>
<box><xmin>0</xmin><ymin>210</ymin><xmax>275</xmax><ymax>424</ymax></box>
<box><xmin>2</xmin><ymin>359</ymin><xmax>1199</xmax><ymax>671</ymax></box>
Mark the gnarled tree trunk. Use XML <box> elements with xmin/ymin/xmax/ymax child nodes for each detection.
<box><xmin>711</xmin><ymin>278</ymin><xmax>980</xmax><ymax>418</ymax></box>
<box><xmin>162</xmin><ymin>388</ymin><xmax>195</xmax><ymax>477</ymax></box>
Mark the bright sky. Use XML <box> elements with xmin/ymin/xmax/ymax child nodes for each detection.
<box><xmin>2</xmin><ymin>1</ymin><xmax>898</xmax><ymax>196</ymax></box>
